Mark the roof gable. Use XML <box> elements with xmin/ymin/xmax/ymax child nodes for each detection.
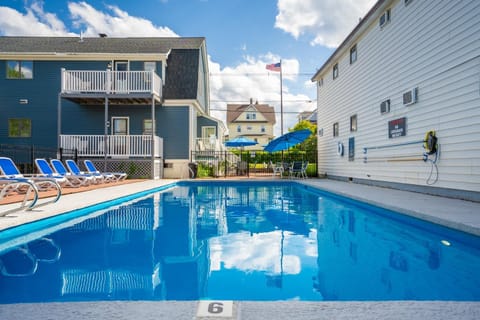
<box><xmin>227</xmin><ymin>103</ymin><xmax>276</xmax><ymax>124</ymax></box>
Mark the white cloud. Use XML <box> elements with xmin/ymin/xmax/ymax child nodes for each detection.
<box><xmin>209</xmin><ymin>231</ymin><xmax>302</xmax><ymax>275</ymax></box>
<box><xmin>0</xmin><ymin>3</ymin><xmax>75</xmax><ymax>36</ymax></box>
<box><xmin>208</xmin><ymin>55</ymin><xmax>315</xmax><ymax>136</ymax></box>
<box><xmin>275</xmin><ymin>0</ymin><xmax>376</xmax><ymax>48</ymax></box>
<box><xmin>0</xmin><ymin>1</ymin><xmax>315</xmax><ymax>137</ymax></box>
<box><xmin>68</xmin><ymin>2</ymin><xmax>177</xmax><ymax>37</ymax></box>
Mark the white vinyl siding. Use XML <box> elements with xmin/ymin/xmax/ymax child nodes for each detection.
<box><xmin>316</xmin><ymin>0</ymin><xmax>480</xmax><ymax>192</ymax></box>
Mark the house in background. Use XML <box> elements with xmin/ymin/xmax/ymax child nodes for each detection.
<box><xmin>226</xmin><ymin>99</ymin><xmax>276</xmax><ymax>150</ymax></box>
<box><xmin>0</xmin><ymin>36</ymin><xmax>224</xmax><ymax>179</ymax></box>
<box><xmin>297</xmin><ymin>109</ymin><xmax>317</xmax><ymax>125</ymax></box>
<box><xmin>311</xmin><ymin>0</ymin><xmax>480</xmax><ymax>201</ymax></box>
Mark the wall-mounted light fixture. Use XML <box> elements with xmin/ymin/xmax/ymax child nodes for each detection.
<box><xmin>19</xmin><ymin>99</ymin><xmax>28</xmax><ymax>104</ymax></box>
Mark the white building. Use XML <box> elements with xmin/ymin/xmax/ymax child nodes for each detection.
<box><xmin>311</xmin><ymin>0</ymin><xmax>480</xmax><ymax>201</ymax></box>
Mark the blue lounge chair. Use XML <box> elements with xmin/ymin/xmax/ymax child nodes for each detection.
<box><xmin>84</xmin><ymin>160</ymin><xmax>127</xmax><ymax>182</ymax></box>
<box><xmin>0</xmin><ymin>157</ymin><xmax>61</xmax><ymax>215</ymax></box>
<box><xmin>35</xmin><ymin>158</ymin><xmax>83</xmax><ymax>188</ymax></box>
<box><xmin>65</xmin><ymin>159</ymin><xmax>104</xmax><ymax>184</ymax></box>
<box><xmin>50</xmin><ymin>159</ymin><xmax>95</xmax><ymax>186</ymax></box>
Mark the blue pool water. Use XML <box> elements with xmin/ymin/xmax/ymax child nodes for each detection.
<box><xmin>0</xmin><ymin>181</ymin><xmax>479</xmax><ymax>303</ymax></box>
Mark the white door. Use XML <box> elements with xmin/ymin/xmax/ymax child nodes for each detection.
<box><xmin>114</xmin><ymin>61</ymin><xmax>128</xmax><ymax>93</ymax></box>
<box><xmin>111</xmin><ymin>117</ymin><xmax>129</xmax><ymax>156</ymax></box>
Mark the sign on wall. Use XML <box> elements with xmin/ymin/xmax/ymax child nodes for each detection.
<box><xmin>388</xmin><ymin>117</ymin><xmax>407</xmax><ymax>138</ymax></box>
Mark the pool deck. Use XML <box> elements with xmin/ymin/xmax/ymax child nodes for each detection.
<box><xmin>0</xmin><ymin>178</ymin><xmax>479</xmax><ymax>319</ymax></box>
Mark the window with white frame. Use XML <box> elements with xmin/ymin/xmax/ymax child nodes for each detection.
<box><xmin>350</xmin><ymin>45</ymin><xmax>357</xmax><ymax>64</ymax></box>
<box><xmin>379</xmin><ymin>9</ymin><xmax>391</xmax><ymax>28</ymax></box>
<box><xmin>333</xmin><ymin>122</ymin><xmax>339</xmax><ymax>137</ymax></box>
<box><xmin>350</xmin><ymin>115</ymin><xmax>357</xmax><ymax>132</ymax></box>
<box><xmin>333</xmin><ymin>63</ymin><xmax>339</xmax><ymax>80</ymax></box>
<box><xmin>237</xmin><ymin>125</ymin><xmax>241</xmax><ymax>133</ymax></box>
<box><xmin>246</xmin><ymin>112</ymin><xmax>256</xmax><ymax>120</ymax></box>
<box><xmin>261</xmin><ymin>125</ymin><xmax>266</xmax><ymax>133</ymax></box>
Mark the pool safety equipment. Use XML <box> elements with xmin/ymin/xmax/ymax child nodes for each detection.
<box><xmin>337</xmin><ymin>142</ymin><xmax>344</xmax><ymax>156</ymax></box>
<box><xmin>422</xmin><ymin>130</ymin><xmax>439</xmax><ymax>185</ymax></box>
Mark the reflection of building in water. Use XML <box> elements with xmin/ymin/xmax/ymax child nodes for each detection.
<box><xmin>0</xmin><ymin>190</ymin><xmax>211</xmax><ymax>302</ymax></box>
<box><xmin>314</xmin><ymin>197</ymin><xmax>480</xmax><ymax>300</ymax></box>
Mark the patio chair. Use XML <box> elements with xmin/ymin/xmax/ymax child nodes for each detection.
<box><xmin>0</xmin><ymin>157</ymin><xmax>61</xmax><ymax>214</ymax></box>
<box><xmin>289</xmin><ymin>161</ymin><xmax>303</xmax><ymax>178</ymax></box>
<box><xmin>65</xmin><ymin>159</ymin><xmax>107</xmax><ymax>184</ymax></box>
<box><xmin>35</xmin><ymin>158</ymin><xmax>86</xmax><ymax>188</ymax></box>
<box><xmin>84</xmin><ymin>160</ymin><xmax>127</xmax><ymax>182</ymax></box>
<box><xmin>270</xmin><ymin>161</ymin><xmax>284</xmax><ymax>177</ymax></box>
<box><xmin>50</xmin><ymin>159</ymin><xmax>95</xmax><ymax>186</ymax></box>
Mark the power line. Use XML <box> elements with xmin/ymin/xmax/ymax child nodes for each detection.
<box><xmin>209</xmin><ymin>72</ymin><xmax>315</xmax><ymax>77</ymax></box>
<box><xmin>210</xmin><ymin>109</ymin><xmax>313</xmax><ymax>114</ymax></box>
<box><xmin>210</xmin><ymin>99</ymin><xmax>316</xmax><ymax>103</ymax></box>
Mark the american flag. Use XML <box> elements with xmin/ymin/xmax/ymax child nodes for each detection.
<box><xmin>266</xmin><ymin>62</ymin><xmax>281</xmax><ymax>72</ymax></box>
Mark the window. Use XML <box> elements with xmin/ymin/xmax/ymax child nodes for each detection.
<box><xmin>318</xmin><ymin>78</ymin><xmax>324</xmax><ymax>87</ymax></box>
<box><xmin>237</xmin><ymin>125</ymin><xmax>241</xmax><ymax>133</ymax></box>
<box><xmin>7</xmin><ymin>61</ymin><xmax>33</xmax><ymax>79</ymax></box>
<box><xmin>379</xmin><ymin>9</ymin><xmax>391</xmax><ymax>28</ymax></box>
<box><xmin>380</xmin><ymin>99</ymin><xmax>391</xmax><ymax>114</ymax></box>
<box><xmin>143</xmin><ymin>119</ymin><xmax>153</xmax><ymax>135</ymax></box>
<box><xmin>333</xmin><ymin>63</ymin><xmax>339</xmax><ymax>80</ymax></box>
<box><xmin>144</xmin><ymin>61</ymin><xmax>156</xmax><ymax>72</ymax></box>
<box><xmin>350</xmin><ymin>45</ymin><xmax>357</xmax><ymax>64</ymax></box>
<box><xmin>246</xmin><ymin>112</ymin><xmax>256</xmax><ymax>120</ymax></box>
<box><xmin>261</xmin><ymin>125</ymin><xmax>266</xmax><ymax>133</ymax></box>
<box><xmin>247</xmin><ymin>126</ymin><xmax>252</xmax><ymax>131</ymax></box>
<box><xmin>350</xmin><ymin>115</ymin><xmax>357</xmax><ymax>132</ymax></box>
<box><xmin>8</xmin><ymin>118</ymin><xmax>31</xmax><ymax>137</ymax></box>
<box><xmin>333</xmin><ymin>122</ymin><xmax>339</xmax><ymax>137</ymax></box>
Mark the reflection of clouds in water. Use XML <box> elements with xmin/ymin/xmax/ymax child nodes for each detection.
<box><xmin>209</xmin><ymin>231</ymin><xmax>304</xmax><ymax>275</ymax></box>
<box><xmin>305</xmin><ymin>229</ymin><xmax>318</xmax><ymax>257</ymax></box>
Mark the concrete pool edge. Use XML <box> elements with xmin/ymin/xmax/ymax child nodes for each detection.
<box><xmin>0</xmin><ymin>300</ymin><xmax>479</xmax><ymax>320</ymax></box>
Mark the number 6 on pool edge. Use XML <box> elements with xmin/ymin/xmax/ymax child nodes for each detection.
<box><xmin>208</xmin><ymin>302</ymin><xmax>224</xmax><ymax>314</ymax></box>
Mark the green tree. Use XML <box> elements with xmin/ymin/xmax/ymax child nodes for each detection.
<box><xmin>291</xmin><ymin>120</ymin><xmax>317</xmax><ymax>153</ymax></box>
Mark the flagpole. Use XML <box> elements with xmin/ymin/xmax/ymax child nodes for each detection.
<box><xmin>280</xmin><ymin>59</ymin><xmax>284</xmax><ymax>135</ymax></box>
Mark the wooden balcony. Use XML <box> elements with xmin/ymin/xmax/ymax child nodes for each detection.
<box><xmin>60</xmin><ymin>134</ymin><xmax>163</xmax><ymax>158</ymax></box>
<box><xmin>60</xmin><ymin>69</ymin><xmax>162</xmax><ymax>105</ymax></box>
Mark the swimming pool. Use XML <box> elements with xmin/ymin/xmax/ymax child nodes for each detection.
<box><xmin>0</xmin><ymin>180</ymin><xmax>479</xmax><ymax>303</ymax></box>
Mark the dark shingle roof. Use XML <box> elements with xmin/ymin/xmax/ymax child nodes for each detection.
<box><xmin>163</xmin><ymin>49</ymin><xmax>200</xmax><ymax>99</ymax></box>
<box><xmin>0</xmin><ymin>36</ymin><xmax>204</xmax><ymax>54</ymax></box>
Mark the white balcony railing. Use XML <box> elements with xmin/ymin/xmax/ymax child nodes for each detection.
<box><xmin>60</xmin><ymin>135</ymin><xmax>163</xmax><ymax>158</ymax></box>
<box><xmin>61</xmin><ymin>69</ymin><xmax>162</xmax><ymax>97</ymax></box>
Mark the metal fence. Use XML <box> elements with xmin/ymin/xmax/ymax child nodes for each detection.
<box><xmin>190</xmin><ymin>150</ymin><xmax>318</xmax><ymax>178</ymax></box>
<box><xmin>0</xmin><ymin>144</ymin><xmax>77</xmax><ymax>174</ymax></box>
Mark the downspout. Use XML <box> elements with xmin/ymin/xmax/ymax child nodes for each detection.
<box><xmin>151</xmin><ymin>95</ymin><xmax>156</xmax><ymax>179</ymax></box>
<box><xmin>57</xmin><ymin>92</ymin><xmax>62</xmax><ymax>155</ymax></box>
<box><xmin>104</xmin><ymin>96</ymin><xmax>109</xmax><ymax>172</ymax></box>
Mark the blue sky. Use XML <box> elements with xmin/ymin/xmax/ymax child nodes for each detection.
<box><xmin>0</xmin><ymin>0</ymin><xmax>376</xmax><ymax>135</ymax></box>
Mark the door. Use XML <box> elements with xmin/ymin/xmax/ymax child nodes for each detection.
<box><xmin>114</xmin><ymin>61</ymin><xmax>128</xmax><ymax>93</ymax></box>
<box><xmin>111</xmin><ymin>117</ymin><xmax>129</xmax><ymax>156</ymax></box>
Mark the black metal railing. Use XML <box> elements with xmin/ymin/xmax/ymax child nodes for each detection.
<box><xmin>190</xmin><ymin>150</ymin><xmax>318</xmax><ymax>178</ymax></box>
<box><xmin>0</xmin><ymin>144</ymin><xmax>77</xmax><ymax>174</ymax></box>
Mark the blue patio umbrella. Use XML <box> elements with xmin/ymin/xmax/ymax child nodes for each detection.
<box><xmin>225</xmin><ymin>136</ymin><xmax>258</xmax><ymax>148</ymax></box>
<box><xmin>264</xmin><ymin>129</ymin><xmax>311</xmax><ymax>152</ymax></box>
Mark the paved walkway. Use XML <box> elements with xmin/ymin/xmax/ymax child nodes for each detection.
<box><xmin>0</xmin><ymin>178</ymin><xmax>479</xmax><ymax>319</ymax></box>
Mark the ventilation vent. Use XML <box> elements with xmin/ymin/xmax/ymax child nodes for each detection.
<box><xmin>403</xmin><ymin>87</ymin><xmax>418</xmax><ymax>106</ymax></box>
